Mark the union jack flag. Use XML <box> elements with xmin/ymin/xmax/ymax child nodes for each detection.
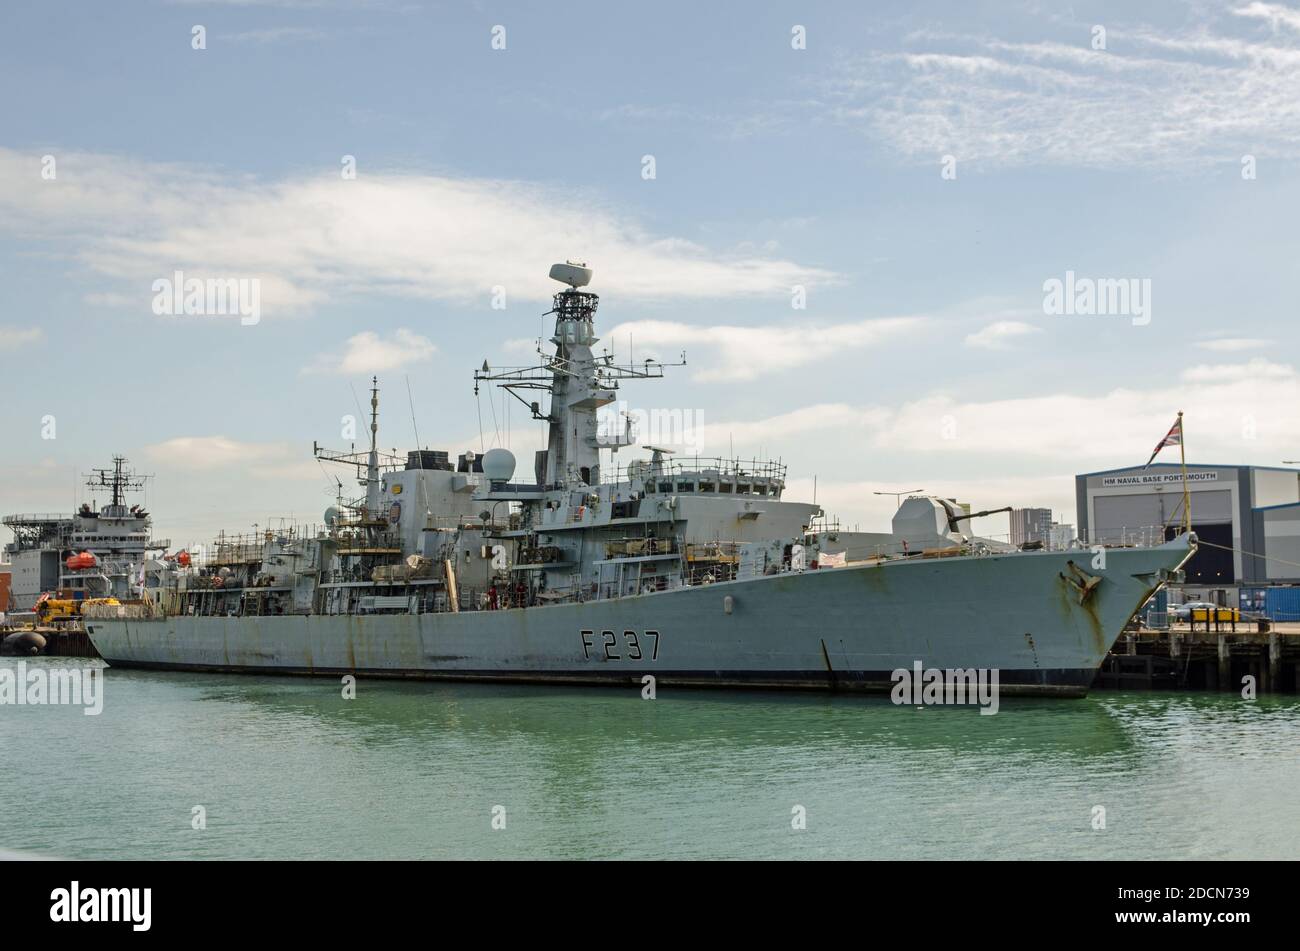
<box><xmin>1144</xmin><ymin>416</ymin><xmax>1182</xmax><ymax>468</ymax></box>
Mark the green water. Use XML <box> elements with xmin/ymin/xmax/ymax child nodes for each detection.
<box><xmin>2</xmin><ymin>657</ymin><xmax>1297</xmax><ymax>859</ymax></box>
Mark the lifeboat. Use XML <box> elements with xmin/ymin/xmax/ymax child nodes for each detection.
<box><xmin>64</xmin><ymin>552</ymin><xmax>97</xmax><ymax>571</ymax></box>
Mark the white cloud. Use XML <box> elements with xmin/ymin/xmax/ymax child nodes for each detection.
<box><xmin>1179</xmin><ymin>357</ymin><xmax>1292</xmax><ymax>383</ymax></box>
<box><xmin>822</xmin><ymin>13</ymin><xmax>1300</xmax><ymax>169</ymax></box>
<box><xmin>0</xmin><ymin>148</ymin><xmax>837</xmax><ymax>319</ymax></box>
<box><xmin>964</xmin><ymin>320</ymin><xmax>1042</xmax><ymax>350</ymax></box>
<box><xmin>603</xmin><ymin>316</ymin><xmax>922</xmax><ymax>382</ymax></box>
<box><xmin>143</xmin><ymin>436</ymin><xmax>288</xmax><ymax>469</ymax></box>
<box><xmin>1193</xmin><ymin>337</ymin><xmax>1272</xmax><ymax>352</ymax></box>
<box><xmin>693</xmin><ymin>359</ymin><xmax>1300</xmax><ymax>462</ymax></box>
<box><xmin>670</xmin><ymin>358</ymin><xmax>1300</xmax><ymax>534</ymax></box>
<box><xmin>143</xmin><ymin>436</ymin><xmax>326</xmax><ymax>482</ymax></box>
<box><xmin>0</xmin><ymin>327</ymin><xmax>43</xmax><ymax>351</ymax></box>
<box><xmin>694</xmin><ymin>403</ymin><xmax>893</xmax><ymax>448</ymax></box>
<box><xmin>1234</xmin><ymin>2</ymin><xmax>1300</xmax><ymax>34</ymax></box>
<box><xmin>303</xmin><ymin>329</ymin><xmax>436</xmax><ymax>375</ymax></box>
<box><xmin>222</xmin><ymin>27</ymin><xmax>328</xmax><ymax>44</ymax></box>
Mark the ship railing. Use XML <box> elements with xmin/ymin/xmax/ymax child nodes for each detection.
<box><xmin>209</xmin><ymin>544</ymin><xmax>265</xmax><ymax>564</ymax></box>
<box><xmin>418</xmin><ymin>514</ymin><xmax>501</xmax><ymax>531</ymax></box>
<box><xmin>684</xmin><ymin>540</ymin><xmax>739</xmax><ymax>562</ymax></box>
<box><xmin>608</xmin><ymin>456</ymin><xmax>788</xmax><ymax>485</ymax></box>
<box><xmin>1074</xmin><ymin>526</ymin><xmax>1177</xmax><ymax>549</ymax></box>
<box><xmin>2</xmin><ymin>513</ymin><xmax>70</xmax><ymax>526</ymax></box>
<box><xmin>603</xmin><ymin>537</ymin><xmax>678</xmax><ymax>558</ymax></box>
<box><xmin>83</xmin><ymin>600</ymin><xmax>165</xmax><ymax>620</ymax></box>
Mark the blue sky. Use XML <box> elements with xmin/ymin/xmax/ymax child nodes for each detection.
<box><xmin>2</xmin><ymin>0</ymin><xmax>1299</xmax><ymax>546</ymax></box>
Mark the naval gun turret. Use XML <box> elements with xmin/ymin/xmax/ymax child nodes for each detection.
<box><xmin>891</xmin><ymin>497</ymin><xmax>1015</xmax><ymax>552</ymax></box>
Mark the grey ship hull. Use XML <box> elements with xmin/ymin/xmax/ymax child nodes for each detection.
<box><xmin>86</xmin><ymin>540</ymin><xmax>1191</xmax><ymax>697</ymax></box>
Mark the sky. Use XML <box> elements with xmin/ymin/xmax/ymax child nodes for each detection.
<box><xmin>2</xmin><ymin>0</ymin><xmax>1300</xmax><ymax>549</ymax></box>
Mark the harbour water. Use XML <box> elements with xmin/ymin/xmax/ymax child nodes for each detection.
<box><xmin>2</xmin><ymin>657</ymin><xmax>1297</xmax><ymax>860</ymax></box>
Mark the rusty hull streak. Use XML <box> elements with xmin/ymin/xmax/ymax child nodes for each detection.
<box><xmin>1023</xmin><ymin>632</ymin><xmax>1041</xmax><ymax>668</ymax></box>
<box><xmin>819</xmin><ymin>638</ymin><xmax>837</xmax><ymax>689</ymax></box>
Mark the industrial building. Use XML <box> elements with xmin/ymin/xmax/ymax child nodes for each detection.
<box><xmin>1075</xmin><ymin>462</ymin><xmax>1300</xmax><ymax>611</ymax></box>
<box><xmin>1010</xmin><ymin>508</ymin><xmax>1052</xmax><ymax>547</ymax></box>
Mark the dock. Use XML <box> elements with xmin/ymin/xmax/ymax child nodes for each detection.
<box><xmin>0</xmin><ymin>625</ymin><xmax>99</xmax><ymax>658</ymax></box>
<box><xmin>1096</xmin><ymin>621</ymin><xmax>1300</xmax><ymax>692</ymax></box>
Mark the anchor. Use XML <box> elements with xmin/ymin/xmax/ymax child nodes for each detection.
<box><xmin>1059</xmin><ymin>560</ymin><xmax>1102</xmax><ymax>604</ymax></box>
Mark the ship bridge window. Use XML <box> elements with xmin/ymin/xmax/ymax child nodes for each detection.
<box><xmin>644</xmin><ymin>481</ymin><xmax>656</xmax><ymax>495</ymax></box>
<box><xmin>754</xmin><ymin>484</ymin><xmax>768</xmax><ymax>496</ymax></box>
<box><xmin>658</xmin><ymin>482</ymin><xmax>672</xmax><ymax>493</ymax></box>
<box><xmin>719</xmin><ymin>483</ymin><xmax>733</xmax><ymax>494</ymax></box>
<box><xmin>676</xmin><ymin>482</ymin><xmax>694</xmax><ymax>492</ymax></box>
<box><xmin>736</xmin><ymin>484</ymin><xmax>751</xmax><ymax>495</ymax></box>
<box><xmin>699</xmin><ymin>481</ymin><xmax>715</xmax><ymax>493</ymax></box>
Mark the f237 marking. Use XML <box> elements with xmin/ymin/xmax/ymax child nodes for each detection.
<box><xmin>580</xmin><ymin>629</ymin><xmax>660</xmax><ymax>661</ymax></box>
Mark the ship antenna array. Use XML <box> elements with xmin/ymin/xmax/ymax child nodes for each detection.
<box><xmin>473</xmin><ymin>290</ymin><xmax>686</xmax><ymax>419</ymax></box>
<box><xmin>84</xmin><ymin>456</ymin><xmax>150</xmax><ymax>508</ymax></box>
<box><xmin>314</xmin><ymin>379</ymin><xmax>404</xmax><ymax>476</ymax></box>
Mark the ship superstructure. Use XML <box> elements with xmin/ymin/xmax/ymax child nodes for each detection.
<box><xmin>3</xmin><ymin>457</ymin><xmax>168</xmax><ymax>612</ymax></box>
<box><xmin>86</xmin><ymin>263</ymin><xmax>1195</xmax><ymax>696</ymax></box>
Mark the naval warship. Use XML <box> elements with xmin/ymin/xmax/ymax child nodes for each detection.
<box><xmin>85</xmin><ymin>263</ymin><xmax>1194</xmax><ymax>696</ymax></box>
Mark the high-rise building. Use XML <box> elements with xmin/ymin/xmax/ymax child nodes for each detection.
<box><xmin>1010</xmin><ymin>507</ymin><xmax>1052</xmax><ymax>547</ymax></box>
<box><xmin>1047</xmin><ymin>522</ymin><xmax>1075</xmax><ymax>550</ymax></box>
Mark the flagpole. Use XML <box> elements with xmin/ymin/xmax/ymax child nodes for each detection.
<box><xmin>1178</xmin><ymin>410</ymin><xmax>1190</xmax><ymax>534</ymax></box>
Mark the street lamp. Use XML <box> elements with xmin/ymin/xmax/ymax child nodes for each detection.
<box><xmin>874</xmin><ymin>489</ymin><xmax>924</xmax><ymax>509</ymax></box>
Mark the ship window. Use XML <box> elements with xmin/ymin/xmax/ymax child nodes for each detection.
<box><xmin>658</xmin><ymin>482</ymin><xmax>672</xmax><ymax>493</ymax></box>
<box><xmin>644</xmin><ymin>482</ymin><xmax>655</xmax><ymax>494</ymax></box>
<box><xmin>719</xmin><ymin>484</ymin><xmax>732</xmax><ymax>494</ymax></box>
<box><xmin>736</xmin><ymin>484</ymin><xmax>751</xmax><ymax>495</ymax></box>
<box><xmin>699</xmin><ymin>481</ymin><xmax>715</xmax><ymax>492</ymax></box>
<box><xmin>754</xmin><ymin>484</ymin><xmax>768</xmax><ymax>496</ymax></box>
<box><xmin>677</xmin><ymin>482</ymin><xmax>694</xmax><ymax>492</ymax></box>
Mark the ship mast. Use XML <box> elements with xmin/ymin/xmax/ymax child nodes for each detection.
<box><xmin>85</xmin><ymin>456</ymin><xmax>149</xmax><ymax>516</ymax></box>
<box><xmin>473</xmin><ymin>263</ymin><xmax>682</xmax><ymax>488</ymax></box>
<box><xmin>367</xmin><ymin>377</ymin><xmax>382</xmax><ymax>514</ymax></box>
<box><xmin>313</xmin><ymin>376</ymin><xmax>402</xmax><ymax>518</ymax></box>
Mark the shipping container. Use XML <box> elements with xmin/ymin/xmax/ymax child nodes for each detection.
<box><xmin>1265</xmin><ymin>586</ymin><xmax>1300</xmax><ymax>622</ymax></box>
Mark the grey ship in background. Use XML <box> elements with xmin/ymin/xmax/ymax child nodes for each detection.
<box><xmin>3</xmin><ymin>457</ymin><xmax>168</xmax><ymax>612</ymax></box>
<box><xmin>86</xmin><ymin>263</ymin><xmax>1195</xmax><ymax>696</ymax></box>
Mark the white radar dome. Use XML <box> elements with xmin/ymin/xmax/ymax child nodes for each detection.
<box><xmin>482</xmin><ymin>448</ymin><xmax>516</xmax><ymax>483</ymax></box>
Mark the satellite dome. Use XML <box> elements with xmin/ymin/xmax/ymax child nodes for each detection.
<box><xmin>482</xmin><ymin>448</ymin><xmax>516</xmax><ymax>483</ymax></box>
<box><xmin>324</xmin><ymin>506</ymin><xmax>339</xmax><ymax>527</ymax></box>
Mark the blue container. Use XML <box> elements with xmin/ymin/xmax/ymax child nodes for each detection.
<box><xmin>1265</xmin><ymin>587</ymin><xmax>1300</xmax><ymax>622</ymax></box>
